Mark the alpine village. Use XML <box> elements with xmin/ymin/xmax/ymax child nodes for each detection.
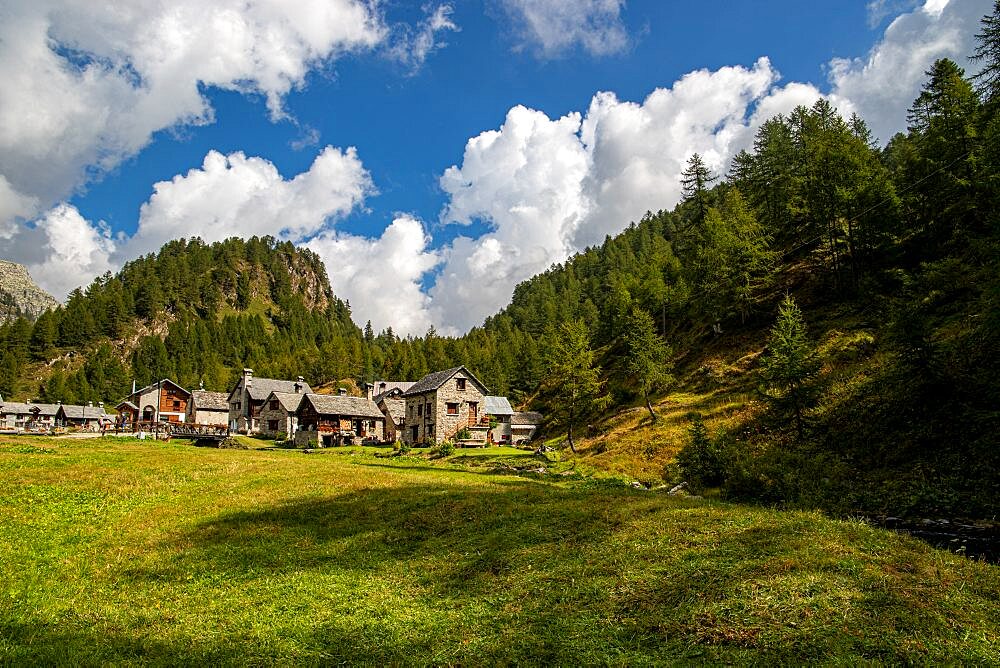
<box><xmin>2</xmin><ymin>3</ymin><xmax>1000</xmax><ymax>665</ymax></box>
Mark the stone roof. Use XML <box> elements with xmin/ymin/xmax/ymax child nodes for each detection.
<box><xmin>302</xmin><ymin>393</ymin><xmax>384</xmax><ymax>419</ymax></box>
<box><xmin>369</xmin><ymin>380</ymin><xmax>414</xmax><ymax>396</ymax></box>
<box><xmin>59</xmin><ymin>404</ymin><xmax>107</xmax><ymax>420</ymax></box>
<box><xmin>267</xmin><ymin>391</ymin><xmax>306</xmax><ymax>412</ymax></box>
<box><xmin>484</xmin><ymin>395</ymin><xmax>514</xmax><ymax>415</ymax></box>
<box><xmin>0</xmin><ymin>402</ymin><xmax>34</xmax><ymax>415</ymax></box>
<box><xmin>378</xmin><ymin>397</ymin><xmax>405</xmax><ymax>423</ymax></box>
<box><xmin>244</xmin><ymin>377</ymin><xmax>313</xmax><ymax>401</ymax></box>
<box><xmin>511</xmin><ymin>411</ymin><xmax>543</xmax><ymax>426</ymax></box>
<box><xmin>31</xmin><ymin>403</ymin><xmax>60</xmax><ymax>416</ymax></box>
<box><xmin>191</xmin><ymin>390</ymin><xmax>229</xmax><ymax>411</ymax></box>
<box><xmin>116</xmin><ymin>400</ymin><xmax>139</xmax><ymax>411</ymax></box>
<box><xmin>402</xmin><ymin>366</ymin><xmax>487</xmax><ymax>397</ymax></box>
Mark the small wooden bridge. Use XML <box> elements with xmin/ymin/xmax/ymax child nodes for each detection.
<box><xmin>111</xmin><ymin>422</ymin><xmax>230</xmax><ymax>442</ymax></box>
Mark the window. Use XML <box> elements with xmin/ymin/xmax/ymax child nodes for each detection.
<box><xmin>269</xmin><ymin>400</ymin><xmax>279</xmax><ymax>410</ymax></box>
<box><xmin>456</xmin><ymin>378</ymin><xmax>466</xmax><ymax>391</ymax></box>
<box><xmin>267</xmin><ymin>420</ymin><xmax>279</xmax><ymax>432</ymax></box>
<box><xmin>417</xmin><ymin>404</ymin><xmax>423</xmax><ymax>416</ymax></box>
<box><xmin>173</xmin><ymin>400</ymin><xmax>181</xmax><ymax>409</ymax></box>
<box><xmin>446</xmin><ymin>402</ymin><xmax>459</xmax><ymax>415</ymax></box>
<box><xmin>233</xmin><ymin>402</ymin><xmax>241</xmax><ymax>411</ymax></box>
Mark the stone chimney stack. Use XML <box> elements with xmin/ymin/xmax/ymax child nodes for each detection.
<box><xmin>243</xmin><ymin>368</ymin><xmax>253</xmax><ymax>388</ymax></box>
<box><xmin>338</xmin><ymin>387</ymin><xmax>347</xmax><ymax>396</ymax></box>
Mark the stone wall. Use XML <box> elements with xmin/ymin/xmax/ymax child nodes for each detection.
<box><xmin>257</xmin><ymin>404</ymin><xmax>295</xmax><ymax>437</ymax></box>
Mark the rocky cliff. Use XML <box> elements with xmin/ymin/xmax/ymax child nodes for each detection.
<box><xmin>0</xmin><ymin>260</ymin><xmax>60</xmax><ymax>323</ymax></box>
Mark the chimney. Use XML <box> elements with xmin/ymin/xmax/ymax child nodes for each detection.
<box><xmin>99</xmin><ymin>402</ymin><xmax>104</xmax><ymax>409</ymax></box>
<box><xmin>294</xmin><ymin>382</ymin><xmax>301</xmax><ymax>394</ymax></box>
<box><xmin>243</xmin><ymin>368</ymin><xmax>253</xmax><ymax>388</ymax></box>
<box><xmin>338</xmin><ymin>387</ymin><xmax>347</xmax><ymax>396</ymax></box>
<box><xmin>88</xmin><ymin>401</ymin><xmax>93</xmax><ymax>407</ymax></box>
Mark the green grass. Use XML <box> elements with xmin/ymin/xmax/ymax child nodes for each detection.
<box><xmin>1</xmin><ymin>436</ymin><xmax>998</xmax><ymax>664</ymax></box>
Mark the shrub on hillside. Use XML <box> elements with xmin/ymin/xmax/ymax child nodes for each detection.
<box><xmin>676</xmin><ymin>414</ymin><xmax>726</xmax><ymax>493</ymax></box>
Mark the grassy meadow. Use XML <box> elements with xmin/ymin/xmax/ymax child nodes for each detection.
<box><xmin>1</xmin><ymin>435</ymin><xmax>999</xmax><ymax>665</ymax></box>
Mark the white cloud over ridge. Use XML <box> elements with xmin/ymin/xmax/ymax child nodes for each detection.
<box><xmin>124</xmin><ymin>147</ymin><xmax>373</xmax><ymax>260</ymax></box>
<box><xmin>500</xmin><ymin>0</ymin><xmax>629</xmax><ymax>57</ymax></box>
<box><xmin>307</xmin><ymin>216</ymin><xmax>441</xmax><ymax>336</ymax></box>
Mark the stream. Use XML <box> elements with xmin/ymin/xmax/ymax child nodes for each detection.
<box><xmin>867</xmin><ymin>517</ymin><xmax>1000</xmax><ymax>563</ymax></box>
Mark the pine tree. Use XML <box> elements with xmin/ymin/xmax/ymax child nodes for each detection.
<box><xmin>543</xmin><ymin>319</ymin><xmax>610</xmax><ymax>453</ymax></box>
<box><xmin>972</xmin><ymin>1</ymin><xmax>1000</xmax><ymax>104</ymax></box>
<box><xmin>623</xmin><ymin>307</ymin><xmax>673</xmax><ymax>421</ymax></box>
<box><xmin>679</xmin><ymin>153</ymin><xmax>718</xmax><ymax>230</ymax></box>
<box><xmin>760</xmin><ymin>296</ymin><xmax>820</xmax><ymax>439</ymax></box>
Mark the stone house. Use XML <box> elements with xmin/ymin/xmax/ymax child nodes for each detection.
<box><xmin>483</xmin><ymin>395</ymin><xmax>515</xmax><ymax>444</ymax></box>
<box><xmin>374</xmin><ymin>387</ymin><xmax>406</xmax><ymax>443</ymax></box>
<box><xmin>294</xmin><ymin>393</ymin><xmax>385</xmax><ymax>447</ymax></box>
<box><xmin>187</xmin><ymin>388</ymin><xmax>230</xmax><ymax>426</ymax></box>
<box><xmin>57</xmin><ymin>403</ymin><xmax>111</xmax><ymax>430</ymax></box>
<box><xmin>402</xmin><ymin>366</ymin><xmax>489</xmax><ymax>445</ymax></box>
<box><xmin>121</xmin><ymin>379</ymin><xmax>190</xmax><ymax>424</ymax></box>
<box><xmin>510</xmin><ymin>411</ymin><xmax>543</xmax><ymax>444</ymax></box>
<box><xmin>227</xmin><ymin>368</ymin><xmax>312</xmax><ymax>434</ymax></box>
<box><xmin>258</xmin><ymin>390</ymin><xmax>306</xmax><ymax>438</ymax></box>
<box><xmin>0</xmin><ymin>401</ymin><xmax>58</xmax><ymax>431</ymax></box>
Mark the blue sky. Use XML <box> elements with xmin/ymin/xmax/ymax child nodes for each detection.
<box><xmin>0</xmin><ymin>0</ymin><xmax>989</xmax><ymax>334</ymax></box>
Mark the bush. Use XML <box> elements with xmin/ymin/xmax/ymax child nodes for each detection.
<box><xmin>439</xmin><ymin>440</ymin><xmax>456</xmax><ymax>456</ymax></box>
<box><xmin>676</xmin><ymin>414</ymin><xmax>726</xmax><ymax>493</ymax></box>
<box><xmin>275</xmin><ymin>431</ymin><xmax>287</xmax><ymax>442</ymax></box>
<box><xmin>396</xmin><ymin>440</ymin><xmax>411</xmax><ymax>455</ymax></box>
<box><xmin>455</xmin><ymin>427</ymin><xmax>471</xmax><ymax>441</ymax></box>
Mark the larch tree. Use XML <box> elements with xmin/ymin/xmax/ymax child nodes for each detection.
<box><xmin>543</xmin><ymin>319</ymin><xmax>610</xmax><ymax>453</ymax></box>
<box><xmin>972</xmin><ymin>1</ymin><xmax>1000</xmax><ymax>104</ymax></box>
<box><xmin>759</xmin><ymin>296</ymin><xmax>820</xmax><ymax>439</ymax></box>
<box><xmin>623</xmin><ymin>307</ymin><xmax>674</xmax><ymax>422</ymax></box>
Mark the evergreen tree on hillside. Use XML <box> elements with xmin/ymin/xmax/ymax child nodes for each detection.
<box><xmin>679</xmin><ymin>153</ymin><xmax>718</xmax><ymax>231</ymax></box>
<box><xmin>543</xmin><ymin>319</ymin><xmax>610</xmax><ymax>452</ymax></box>
<box><xmin>760</xmin><ymin>296</ymin><xmax>820</xmax><ymax>439</ymax></box>
<box><xmin>623</xmin><ymin>307</ymin><xmax>673</xmax><ymax>421</ymax></box>
<box><xmin>972</xmin><ymin>1</ymin><xmax>1000</xmax><ymax>103</ymax></box>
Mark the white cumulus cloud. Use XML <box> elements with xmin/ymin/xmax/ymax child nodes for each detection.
<box><xmin>307</xmin><ymin>215</ymin><xmax>441</xmax><ymax>336</ymax></box>
<box><xmin>0</xmin><ymin>0</ymin><xmax>385</xmax><ymax>239</ymax></box>
<box><xmin>4</xmin><ymin>204</ymin><xmax>118</xmax><ymax>300</ymax></box>
<box><xmin>123</xmin><ymin>146</ymin><xmax>373</xmax><ymax>260</ymax></box>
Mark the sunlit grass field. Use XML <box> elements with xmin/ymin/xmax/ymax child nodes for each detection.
<box><xmin>1</xmin><ymin>435</ymin><xmax>998</xmax><ymax>664</ymax></box>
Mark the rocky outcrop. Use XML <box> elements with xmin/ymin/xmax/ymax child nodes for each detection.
<box><xmin>0</xmin><ymin>260</ymin><xmax>60</xmax><ymax>323</ymax></box>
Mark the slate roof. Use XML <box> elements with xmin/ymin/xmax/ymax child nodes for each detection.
<box><xmin>243</xmin><ymin>378</ymin><xmax>313</xmax><ymax>401</ymax></box>
<box><xmin>31</xmin><ymin>403</ymin><xmax>60</xmax><ymax>416</ymax></box>
<box><xmin>484</xmin><ymin>395</ymin><xmax>514</xmax><ymax>416</ymax></box>
<box><xmin>267</xmin><ymin>391</ymin><xmax>306</xmax><ymax>412</ymax></box>
<box><xmin>402</xmin><ymin>366</ymin><xmax>488</xmax><ymax>397</ymax></box>
<box><xmin>190</xmin><ymin>390</ymin><xmax>229</xmax><ymax>411</ymax></box>
<box><xmin>303</xmin><ymin>394</ymin><xmax>384</xmax><ymax>419</ymax></box>
<box><xmin>511</xmin><ymin>411</ymin><xmax>543</xmax><ymax>426</ymax></box>
<box><xmin>116</xmin><ymin>401</ymin><xmax>139</xmax><ymax>411</ymax></box>
<box><xmin>0</xmin><ymin>402</ymin><xmax>34</xmax><ymax>415</ymax></box>
<box><xmin>378</xmin><ymin>397</ymin><xmax>406</xmax><ymax>423</ymax></box>
<box><xmin>369</xmin><ymin>380</ymin><xmax>414</xmax><ymax>397</ymax></box>
<box><xmin>372</xmin><ymin>387</ymin><xmax>406</xmax><ymax>403</ymax></box>
<box><xmin>59</xmin><ymin>404</ymin><xmax>107</xmax><ymax>420</ymax></box>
